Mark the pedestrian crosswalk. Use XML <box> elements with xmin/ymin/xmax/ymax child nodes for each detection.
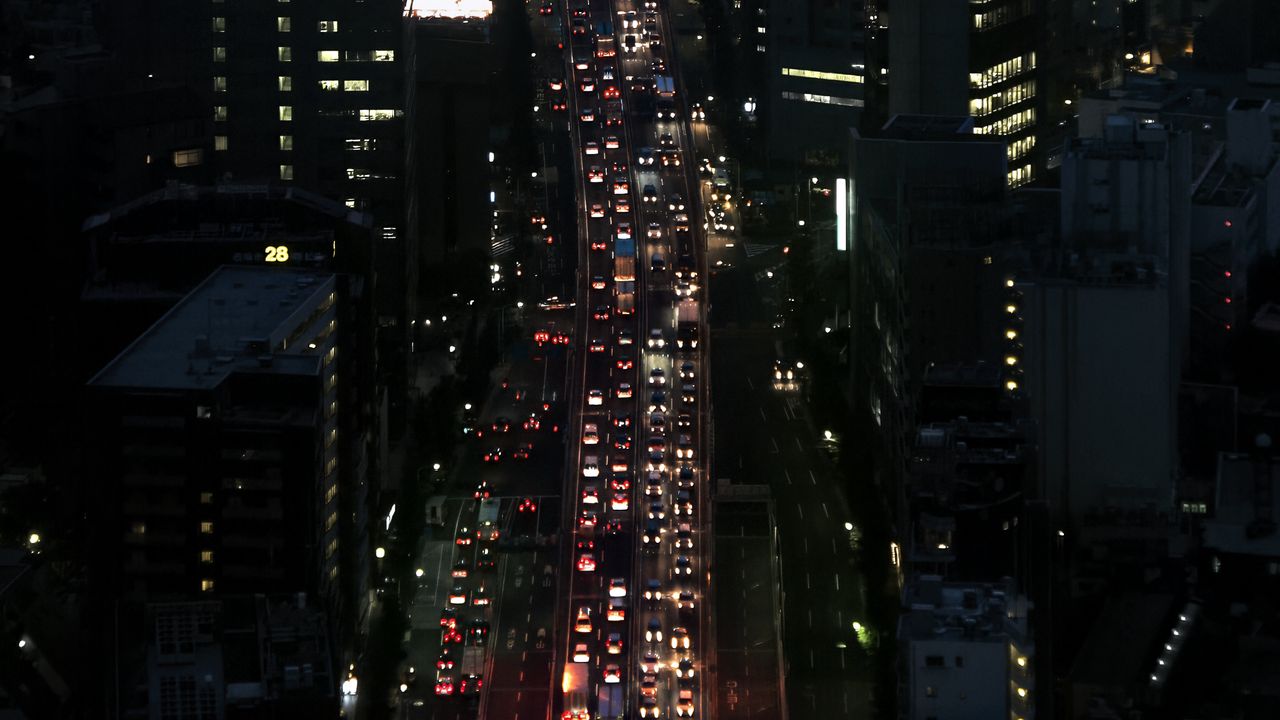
<box><xmin>742</xmin><ymin>242</ymin><xmax>774</xmax><ymax>258</ymax></box>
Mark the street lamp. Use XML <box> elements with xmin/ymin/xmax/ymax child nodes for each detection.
<box><xmin>375</xmin><ymin>547</ymin><xmax>386</xmax><ymax>559</ymax></box>
<box><xmin>415</xmin><ymin>568</ymin><xmax>425</xmax><ymax>578</ymax></box>
<box><xmin>823</xmin><ymin>430</ymin><xmax>834</xmax><ymax>441</ymax></box>
<box><xmin>433</xmin><ymin>462</ymin><xmax>442</xmax><ymax>471</ymax></box>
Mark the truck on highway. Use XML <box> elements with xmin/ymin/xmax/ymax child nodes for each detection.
<box><xmin>594</xmin><ymin>21</ymin><xmax>616</xmax><ymax>58</ymax></box>
<box><xmin>655</xmin><ymin>74</ymin><xmax>675</xmax><ymax>97</ymax></box>
<box><xmin>676</xmin><ymin>299</ymin><xmax>699</xmax><ymax>350</ymax></box>
<box><xmin>477</xmin><ymin>498</ymin><xmax>501</xmax><ymax>541</ymax></box>
<box><xmin>597</xmin><ymin>683</ymin><xmax>624</xmax><ymax>720</ymax></box>
<box><xmin>561</xmin><ymin>663</ymin><xmax>590</xmax><ymax>720</ymax></box>
<box><xmin>460</xmin><ymin>646</ymin><xmax>484</xmax><ymax>696</ymax></box>
<box><xmin>616</xmin><ymin>282</ymin><xmax>635</xmax><ymax>315</ymax></box>
<box><xmin>614</xmin><ymin>237</ymin><xmax>636</xmax><ymax>282</ymax></box>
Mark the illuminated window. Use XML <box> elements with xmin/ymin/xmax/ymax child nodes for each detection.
<box><xmin>1007</xmin><ymin>135</ymin><xmax>1036</xmax><ymax>161</ymax></box>
<box><xmin>214</xmin><ymin>135</ymin><xmax>228</xmax><ymax>151</ymax></box>
<box><xmin>279</xmin><ymin>105</ymin><xmax>293</xmax><ymax>121</ymax></box>
<box><xmin>318</xmin><ymin>50</ymin><xmax>340</xmax><ymax>62</ymax></box>
<box><xmin>200</xmin><ymin>492</ymin><xmax>214</xmax><ymax>504</ymax></box>
<box><xmin>1008</xmin><ymin>164</ymin><xmax>1033</xmax><ymax>188</ymax></box>
<box><xmin>970</xmin><ymin>52</ymin><xmax>1036</xmax><ymax>89</ymax></box>
<box><xmin>278</xmin><ymin>75</ymin><xmax>292</xmax><ymax>91</ymax></box>
<box><xmin>329</xmin><ymin>565</ymin><xmax>339</xmax><ymax>580</ymax></box>
<box><xmin>325</xmin><ymin>483</ymin><xmax>338</xmax><ymax>504</ymax></box>
<box><xmin>358</xmin><ymin>108</ymin><xmax>399</xmax><ymax>121</ymax></box>
<box><xmin>280</xmin><ymin>164</ymin><xmax>294</xmax><ymax>180</ymax></box>
<box><xmin>345</xmin><ymin>198</ymin><xmax>357</xmax><ymax>208</ymax></box>
<box><xmin>213</xmin><ymin>46</ymin><xmax>226</xmax><ymax>62</ymax></box>
<box><xmin>214</xmin><ymin>105</ymin><xmax>228</xmax><ymax>122</ymax></box>
<box><xmin>345</xmin><ymin>138</ymin><xmax>377</xmax><ymax>151</ymax></box>
<box><xmin>319</xmin><ymin>79</ymin><xmax>340</xmax><ymax>91</ymax></box>
<box><xmin>200</xmin><ymin>550</ymin><xmax>214</xmax><ymax>563</ymax></box>
<box><xmin>212</xmin><ymin>17</ymin><xmax>226</xmax><ymax>32</ymax></box>
<box><xmin>277</xmin><ymin>16</ymin><xmax>291</xmax><ymax>32</ymax></box>
<box><xmin>173</xmin><ymin>149</ymin><xmax>203</xmax><ymax>167</ymax></box>
<box><xmin>212</xmin><ymin>76</ymin><xmax>227</xmax><ymax>92</ymax></box>
<box><xmin>318</xmin><ymin>20</ymin><xmax>339</xmax><ymax>32</ymax></box>
<box><xmin>326</xmin><ymin>538</ymin><xmax>339</xmax><ymax>557</ymax></box>
<box><xmin>969</xmin><ymin>80</ymin><xmax>1036</xmax><ymax>117</ymax></box>
<box><xmin>326</xmin><ymin>511</ymin><xmax>338</xmax><ymax>531</ymax></box>
<box><xmin>200</xmin><ymin>521</ymin><xmax>214</xmax><ymax>534</ymax></box>
<box><xmin>781</xmin><ymin>91</ymin><xmax>863</xmax><ymax>107</ymax></box>
<box><xmin>974</xmin><ymin>108</ymin><xmax>1036</xmax><ymax>136</ymax></box>
<box><xmin>200</xmin><ymin>579</ymin><xmax>215</xmax><ymax>592</ymax></box>
<box><xmin>345</xmin><ymin>79</ymin><xmax>369</xmax><ymax>92</ymax></box>
<box><xmin>279</xmin><ymin>135</ymin><xmax>293</xmax><ymax>151</ymax></box>
<box><xmin>373</xmin><ymin>49</ymin><xmax>395</xmax><ymax>61</ymax></box>
<box><xmin>781</xmin><ymin>67</ymin><xmax>863</xmax><ymax>84</ymax></box>
<box><xmin>132</xmin><ymin>521</ymin><xmax>146</xmax><ymax>535</ymax></box>
<box><xmin>277</xmin><ymin>46</ymin><xmax>292</xmax><ymax>62</ymax></box>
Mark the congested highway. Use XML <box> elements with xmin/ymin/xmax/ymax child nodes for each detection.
<box><xmin>552</xmin><ymin>0</ymin><xmax>711</xmax><ymax>717</ymax></box>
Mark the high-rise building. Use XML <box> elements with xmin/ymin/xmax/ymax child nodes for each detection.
<box><xmin>899</xmin><ymin>576</ymin><xmax>1036</xmax><ymax>720</ymax></box>
<box><xmin>888</xmin><ymin>0</ymin><xmax>1043</xmax><ymax>187</ymax></box>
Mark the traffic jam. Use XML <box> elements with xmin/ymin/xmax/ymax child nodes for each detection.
<box><xmin>553</xmin><ymin>0</ymin><xmax>707</xmax><ymax>717</ymax></box>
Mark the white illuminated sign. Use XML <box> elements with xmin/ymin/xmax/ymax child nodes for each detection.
<box><xmin>404</xmin><ymin>0</ymin><xmax>492</xmax><ymax>18</ymax></box>
<box><xmin>835</xmin><ymin>177</ymin><xmax>848</xmax><ymax>251</ymax></box>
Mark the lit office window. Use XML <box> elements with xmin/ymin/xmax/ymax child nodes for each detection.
<box><xmin>358</xmin><ymin>108</ymin><xmax>399</xmax><ymax>121</ymax></box>
<box><xmin>200</xmin><ymin>521</ymin><xmax>214</xmax><ymax>534</ymax></box>
<box><xmin>280</xmin><ymin>164</ymin><xmax>294</xmax><ymax>180</ymax></box>
<box><xmin>345</xmin><ymin>79</ymin><xmax>369</xmax><ymax>92</ymax></box>
<box><xmin>200</xmin><ymin>550</ymin><xmax>214</xmax><ymax>563</ymax></box>
<box><xmin>346</xmin><ymin>138</ymin><xmax>377</xmax><ymax>151</ymax></box>
<box><xmin>213</xmin><ymin>76</ymin><xmax>227</xmax><ymax>92</ymax></box>
<box><xmin>373</xmin><ymin>49</ymin><xmax>395</xmax><ymax>61</ymax></box>
<box><xmin>318</xmin><ymin>20</ymin><xmax>339</xmax><ymax>32</ymax></box>
<box><xmin>278</xmin><ymin>75</ymin><xmax>292</xmax><ymax>91</ymax></box>
<box><xmin>319</xmin><ymin>79</ymin><xmax>340</xmax><ymax>91</ymax></box>
<box><xmin>214</xmin><ymin>105</ymin><xmax>228</xmax><ymax>122</ymax></box>
<box><xmin>200</xmin><ymin>492</ymin><xmax>214</xmax><ymax>504</ymax></box>
<box><xmin>214</xmin><ymin>135</ymin><xmax>228</xmax><ymax>151</ymax></box>
<box><xmin>318</xmin><ymin>50</ymin><xmax>340</xmax><ymax>62</ymax></box>
<box><xmin>212</xmin><ymin>17</ymin><xmax>226</xmax><ymax>32</ymax></box>
<box><xmin>280</xmin><ymin>135</ymin><xmax>294</xmax><ymax>151</ymax></box>
<box><xmin>277</xmin><ymin>16</ymin><xmax>291</xmax><ymax>32</ymax></box>
<box><xmin>278</xmin><ymin>46</ymin><xmax>292</xmax><ymax>62</ymax></box>
<box><xmin>213</xmin><ymin>46</ymin><xmax>226</xmax><ymax>62</ymax></box>
<box><xmin>132</xmin><ymin>521</ymin><xmax>146</xmax><ymax>535</ymax></box>
<box><xmin>279</xmin><ymin>105</ymin><xmax>293</xmax><ymax>121</ymax></box>
<box><xmin>200</xmin><ymin>579</ymin><xmax>215</xmax><ymax>592</ymax></box>
<box><xmin>781</xmin><ymin>67</ymin><xmax>863</xmax><ymax>84</ymax></box>
<box><xmin>173</xmin><ymin>149</ymin><xmax>204</xmax><ymax>167</ymax></box>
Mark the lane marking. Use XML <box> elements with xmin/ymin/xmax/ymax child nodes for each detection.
<box><xmin>835</xmin><ymin>574</ymin><xmax>840</xmax><ymax>591</ymax></box>
<box><xmin>759</xmin><ymin>407</ymin><xmax>767</xmax><ymax>421</ymax></box>
<box><xmin>797</xmin><ymin>505</ymin><xmax>803</xmax><ymax>519</ymax></box>
<box><xmin>795</xmin><ymin>436</ymin><xmax>804</xmax><ymax>452</ymax></box>
<box><xmin>822</xmin><ymin>502</ymin><xmax>829</xmax><ymax>518</ymax></box>
<box><xmin>809</xmin><ymin>469</ymin><xmax>817</xmax><ymax>486</ymax></box>
<box><xmin>783</xmin><ymin>468</ymin><xmax>791</xmax><ymax>486</ymax></box>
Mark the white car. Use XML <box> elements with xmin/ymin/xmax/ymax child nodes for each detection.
<box><xmin>583</xmin><ymin>456</ymin><xmax>600</xmax><ymax>478</ymax></box>
<box><xmin>585</xmin><ymin>141</ymin><xmax>600</xmax><ymax>156</ymax></box>
<box><xmin>584</xmin><ymin>422</ymin><xmax>600</xmax><ymax>445</ymax></box>
<box><xmin>589</xmin><ymin>389</ymin><xmax>604</xmax><ymax>406</ymax></box>
<box><xmin>605</xmin><ymin>135</ymin><xmax>621</xmax><ymax>149</ymax></box>
<box><xmin>573</xmin><ymin>643</ymin><xmax>591</xmax><ymax>662</ymax></box>
<box><xmin>609</xmin><ymin>578</ymin><xmax>627</xmax><ymax>597</ymax></box>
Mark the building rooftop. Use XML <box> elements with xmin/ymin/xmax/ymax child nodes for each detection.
<box><xmin>900</xmin><ymin>575</ymin><xmax>1031</xmax><ymax>645</ymax></box>
<box><xmin>88</xmin><ymin>266</ymin><xmax>334</xmax><ymax>391</ymax></box>
<box><xmin>1069</xmin><ymin>592</ymin><xmax>1175</xmax><ymax>687</ymax></box>
<box><xmin>880</xmin><ymin>114</ymin><xmax>976</xmax><ymax>138</ymax></box>
<box><xmin>1203</xmin><ymin>453</ymin><xmax>1280</xmax><ymax>557</ymax></box>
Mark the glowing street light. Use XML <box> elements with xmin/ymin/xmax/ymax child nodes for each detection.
<box><xmin>415</xmin><ymin>568</ymin><xmax>425</xmax><ymax>578</ymax></box>
<box><xmin>375</xmin><ymin>547</ymin><xmax>386</xmax><ymax>559</ymax></box>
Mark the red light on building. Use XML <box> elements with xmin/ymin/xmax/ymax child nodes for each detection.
<box><xmin>1224</xmin><ymin>297</ymin><xmax>1232</xmax><ymax>304</ymax></box>
<box><xmin>1224</xmin><ymin>271</ymin><xmax>1232</xmax><ymax>278</ymax></box>
<box><xmin>1224</xmin><ymin>220</ymin><xmax>1233</xmax><ymax>228</ymax></box>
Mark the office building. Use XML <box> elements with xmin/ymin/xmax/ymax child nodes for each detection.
<box><xmin>404</xmin><ymin>8</ymin><xmax>495</xmax><ymax>278</ymax></box>
<box><xmin>1202</xmin><ymin>451</ymin><xmax>1280</xmax><ymax>591</ymax></box>
<box><xmin>899</xmin><ymin>576</ymin><xmax>1035</xmax><ymax>720</ymax></box>
<box><xmin>888</xmin><ymin>0</ymin><xmax>1043</xmax><ymax>186</ymax></box>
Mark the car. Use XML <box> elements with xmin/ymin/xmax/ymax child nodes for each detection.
<box><xmin>670</xmin><ymin>626</ymin><xmax>690</xmax><ymax>650</ymax></box>
<box><xmin>593</xmin><ymin>305</ymin><xmax>611</xmax><ymax>321</ymax></box>
<box><xmin>677</xmin><ymin>590</ymin><xmax>696</xmax><ymax>610</ymax></box>
<box><xmin>613</xmin><ymin>177</ymin><xmax>630</xmax><ymax>195</ymax></box>
<box><xmin>618</xmin><ymin>329</ymin><xmax>635</xmax><ymax>345</ymax></box>
<box><xmin>477</xmin><ymin>545</ymin><xmax>496</xmax><ymax>570</ymax></box>
<box><xmin>491</xmin><ymin>416</ymin><xmax>512</xmax><ymax>433</ymax></box>
<box><xmin>662</xmin><ymin>149</ymin><xmax>683</xmax><ymax>167</ymax></box>
<box><xmin>456</xmin><ymin>527</ymin><xmax>472</xmax><ymax>545</ymax></box>
<box><xmin>649</xmin><ymin>32</ymin><xmax>663</xmax><ymax>49</ymax></box>
<box><xmin>548</xmin><ymin>77</ymin><xmax>565</xmax><ymax>91</ymax></box>
<box><xmin>601</xmin><ymin>65</ymin><xmax>616</xmax><ymax>81</ymax></box>
<box><xmin>604</xmin><ymin>110</ymin><xmax>623</xmax><ymax>127</ymax></box>
<box><xmin>677</xmin><ymin>689</ymin><xmax>695</xmax><ymax>717</ymax></box>
<box><xmin>592</xmin><ymin>274</ymin><xmax>607</xmax><ymax>290</ymax></box>
<box><xmin>631</xmin><ymin>76</ymin><xmax>652</xmax><ymax>92</ymax></box>
<box><xmin>676</xmin><ymin>434</ymin><xmax>693</xmax><ymax>459</ymax></box>
<box><xmin>452</xmin><ymin>559</ymin><xmax>470</xmax><ymax>578</ymax></box>
<box><xmin>648</xmin><ymin>391</ymin><xmax>668</xmax><ymax>414</ymax></box>
<box><xmin>440</xmin><ymin>606</ymin><xmax>458</xmax><ymax>628</ymax></box>
<box><xmin>607</xmin><ymin>598</ymin><xmax>627</xmax><ymax>621</ymax></box>
<box><xmin>675</xmin><ymin>522</ymin><xmax>693</xmax><ymax>548</ymax></box>
<box><xmin>623</xmin><ymin>34</ymin><xmax>638</xmax><ymax>53</ymax></box>
<box><xmin>582</xmin><ymin>486</ymin><xmax>600</xmax><ymax>504</ymax></box>
<box><xmin>591</xmin><ymin>237</ymin><xmax>608</xmax><ymax>251</ymax></box>
<box><xmin>588</xmin><ymin>389</ymin><xmax>604</xmax><ymax>406</ymax></box>
<box><xmin>647</xmin><ymin>329</ymin><xmax>666</xmax><ymax>349</ymax></box>
<box><xmin>616</xmin><ymin>382</ymin><xmax>633</xmax><ymax>398</ymax></box>
<box><xmin>605</xmin><ymin>135</ymin><xmax>621</xmax><ymax>149</ymax></box>
<box><xmin>604</xmin><ymin>663</ymin><xmax>622</xmax><ymax>684</ymax></box>
<box><xmin>571</xmin><ymin>17</ymin><xmax>587</xmax><ymax>34</ymax></box>
<box><xmin>651</xmin><ymin>254</ymin><xmax>667</xmax><ymax>272</ymax></box>
<box><xmin>642</xmin><ymin>184</ymin><xmax>659</xmax><ymax>203</ymax></box>
<box><xmin>611</xmin><ymin>492</ymin><xmax>629</xmax><ymax>510</ymax></box>
<box><xmin>523</xmin><ymin>412</ymin><xmax>542</xmax><ymax>431</ymax></box>
<box><xmin>648</xmin><ymin>437</ymin><xmax>667</xmax><ymax>453</ymax></box>
<box><xmin>603</xmin><ymin>84</ymin><xmax>620</xmax><ymax>99</ymax></box>
<box><xmin>583</xmin><ymin>423</ymin><xmax>600</xmax><ymax>445</ymax></box>
<box><xmin>578</xmin><ymin>510</ymin><xmax>598</xmax><ymax>529</ymax></box>
<box><xmin>587</xmin><ymin>165</ymin><xmax>605</xmax><ymax>183</ymax></box>
<box><xmin>441</xmin><ymin>625</ymin><xmax>463</xmax><ymax>644</ymax></box>
<box><xmin>573</xmin><ymin>643</ymin><xmax>591</xmax><ymax>662</ymax></box>
<box><xmin>616</xmin><ymin>354</ymin><xmax>634</xmax><ymax>370</ymax></box>
<box><xmin>613</xmin><ymin>433</ymin><xmax>632</xmax><ymax>451</ymax></box>
<box><xmin>645</xmin><ymin>617</ymin><xmax>663</xmax><ymax>643</ymax></box>
<box><xmin>659</xmin><ymin>132</ymin><xmax>675</xmax><ymax>148</ymax></box>
<box><xmin>609</xmin><ymin>473</ymin><xmax>631</xmax><ymax>491</ymax></box>
<box><xmin>616</xmin><ymin>222</ymin><xmax>633</xmax><ymax>241</ymax></box>
<box><xmin>623</xmin><ymin>10</ymin><xmax>639</xmax><ymax>27</ymax></box>
<box><xmin>667</xmin><ymin>193</ymin><xmax>686</xmax><ymax>211</ymax></box>
<box><xmin>649</xmin><ymin>368</ymin><xmax>666</xmax><ymax>386</ymax></box>
<box><xmin>690</xmin><ymin>102</ymin><xmax>706</xmax><ymax>120</ymax></box>
<box><xmin>641</xmin><ymin>673</ymin><xmax>659</xmax><ymax>699</ymax></box>
<box><xmin>682</xmin><ymin>383</ymin><xmax>696</xmax><ymax>403</ymax></box>
<box><xmin>448</xmin><ymin>586</ymin><xmax>468</xmax><ymax>605</ymax></box>
<box><xmin>674</xmin><ymin>215</ymin><xmax>691</xmax><ymax>233</ymax></box>
<box><xmin>638</xmin><ymin>147</ymin><xmax>656</xmax><ymax>166</ymax></box>
<box><xmin>577</xmin><ymin>553</ymin><xmax>596</xmax><ymax>572</ymax></box>
<box><xmin>550</xmin><ymin>98</ymin><xmax>568</xmax><ymax>112</ymax></box>
<box><xmin>677</xmin><ymin>412</ymin><xmax>692</xmax><ymax>430</ymax></box>
<box><xmin>512</xmin><ymin>443</ymin><xmax>532</xmax><ymax>460</ymax></box>
<box><xmin>673</xmin><ymin>491</ymin><xmax>692</xmax><ymax>516</ymax></box>
<box><xmin>579</xmin><ymin>107</ymin><xmax>595</xmax><ymax>123</ymax></box>
<box><xmin>675</xmin><ymin>555</ymin><xmax>692</xmax><ymax>575</ymax></box>
<box><xmin>644</xmin><ymin>578</ymin><xmax>664</xmax><ymax>602</ymax></box>
<box><xmin>435</xmin><ymin>674</ymin><xmax>455</xmax><ymax>696</ymax></box>
<box><xmin>517</xmin><ymin>497</ymin><xmax>537</xmax><ymax>512</ymax></box>
<box><xmin>590</xmin><ymin>203</ymin><xmax>607</xmax><ymax>218</ymax></box>
<box><xmin>437</xmin><ymin>647</ymin><xmax>456</xmax><ymax>670</ymax></box>
<box><xmin>610</xmin><ymin>458</ymin><xmax>629</xmax><ymax>474</ymax></box>
<box><xmin>585</xmin><ymin>141</ymin><xmax>600</xmax><ymax>156</ymax></box>
<box><xmin>482</xmin><ymin>447</ymin><xmax>502</xmax><ymax>463</ymax></box>
<box><xmin>647</xmin><ymin>222</ymin><xmax>664</xmax><ymax>239</ymax></box>
<box><xmin>648</xmin><ymin>501</ymin><xmax>666</xmax><ymax>520</ymax></box>
<box><xmin>613</xmin><ymin>412</ymin><xmax>632</xmax><ymax>428</ymax></box>
<box><xmin>605</xmin><ymin>518</ymin><xmax>624</xmax><ymax>535</ymax></box>
<box><xmin>469</xmin><ymin>620</ymin><xmax>490</xmax><ymax>645</ymax></box>
<box><xmin>650</xmin><ymin>57</ymin><xmax>666</xmax><ymax>73</ymax></box>
<box><xmin>580</xmin><ymin>77</ymin><xmax>596</xmax><ymax>92</ymax></box>
<box><xmin>675</xmin><ymin>279</ymin><xmax>693</xmax><ymax>297</ymax></box>
<box><xmin>609</xmin><ymin>578</ymin><xmax>628</xmax><ymax>598</ymax></box>
<box><xmin>677</xmin><ymin>465</ymin><xmax>694</xmax><ymax>488</ymax></box>
<box><xmin>589</xmin><ymin>338</ymin><xmax>606</xmax><ymax>352</ymax></box>
<box><xmin>641</xmin><ymin>651</ymin><xmax>661</xmax><ymax>674</ymax></box>
<box><xmin>650</xmin><ymin>413</ymin><xmax>667</xmax><ymax>433</ymax></box>
<box><xmin>657</xmin><ymin>101</ymin><xmax>676</xmax><ymax>120</ymax></box>
<box><xmin>615</xmin><ymin>197</ymin><xmax>632</xmax><ymax>213</ymax></box>
<box><xmin>575</xmin><ymin>607</ymin><xmax>593</xmax><ymax>633</ymax></box>
<box><xmin>646</xmin><ymin>474</ymin><xmax>663</xmax><ymax>496</ymax></box>
<box><xmin>474</xmin><ymin>482</ymin><xmax>492</xmax><ymax>501</ymax></box>
<box><xmin>471</xmin><ymin>586</ymin><xmax>490</xmax><ymax>606</ymax></box>
<box><xmin>642</xmin><ymin>518</ymin><xmax>662</xmax><ymax>546</ymax></box>
<box><xmin>583</xmin><ymin>456</ymin><xmax>600</xmax><ymax>478</ymax></box>
<box><xmin>606</xmin><ymin>632</ymin><xmax>624</xmax><ymax>654</ymax></box>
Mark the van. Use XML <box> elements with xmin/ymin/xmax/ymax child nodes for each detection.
<box><xmin>583</xmin><ymin>455</ymin><xmax>601</xmax><ymax>478</ymax></box>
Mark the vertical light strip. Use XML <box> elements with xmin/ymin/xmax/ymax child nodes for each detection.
<box><xmin>835</xmin><ymin>177</ymin><xmax>848</xmax><ymax>251</ymax></box>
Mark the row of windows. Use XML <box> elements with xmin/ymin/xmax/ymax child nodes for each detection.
<box><xmin>781</xmin><ymin>67</ymin><xmax>863</xmax><ymax>84</ymax></box>
<box><xmin>780</xmin><ymin>90</ymin><xmax>864</xmax><ymax>108</ymax></box>
<box><xmin>972</xmin><ymin>0</ymin><xmax>1031</xmax><ymax>31</ymax></box>
<box><xmin>969</xmin><ymin>80</ymin><xmax>1035</xmax><ymax>118</ymax></box>
<box><xmin>214</xmin><ymin>17</ymin><xmax>340</xmax><ymax>33</ymax></box>
<box><xmin>1008</xmin><ymin>163</ymin><xmax>1034</xmax><ymax>188</ymax></box>
<box><xmin>973</xmin><ymin>107</ymin><xmax>1035</xmax><ymax>136</ymax></box>
<box><xmin>216</xmin><ymin>106</ymin><xmax>399</xmax><ymax>123</ymax></box>
<box><xmin>318</xmin><ymin>49</ymin><xmax>395</xmax><ymax>62</ymax></box>
<box><xmin>969</xmin><ymin>52</ymin><xmax>1036</xmax><ymax>89</ymax></box>
<box><xmin>319</xmin><ymin>79</ymin><xmax>370</xmax><ymax>91</ymax></box>
<box><xmin>1007</xmin><ymin>135</ymin><xmax>1036</xmax><ymax>162</ymax></box>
